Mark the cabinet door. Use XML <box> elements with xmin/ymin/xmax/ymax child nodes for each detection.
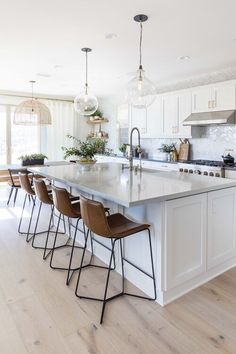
<box><xmin>164</xmin><ymin>194</ymin><xmax>207</xmax><ymax>290</ymax></box>
<box><xmin>208</xmin><ymin>188</ymin><xmax>236</xmax><ymax>269</ymax></box>
<box><xmin>212</xmin><ymin>83</ymin><xmax>236</xmax><ymax>111</ymax></box>
<box><xmin>129</xmin><ymin>106</ymin><xmax>147</xmax><ymax>135</ymax></box>
<box><xmin>177</xmin><ymin>92</ymin><xmax>192</xmax><ymax>138</ymax></box>
<box><xmin>192</xmin><ymin>87</ymin><xmax>212</xmax><ymax>113</ymax></box>
<box><xmin>162</xmin><ymin>94</ymin><xmax>178</xmax><ymax>137</ymax></box>
<box><xmin>146</xmin><ymin>96</ymin><xmax>163</xmax><ymax>138</ymax></box>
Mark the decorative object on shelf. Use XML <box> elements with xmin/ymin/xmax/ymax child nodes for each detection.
<box><xmin>74</xmin><ymin>48</ymin><xmax>98</xmax><ymax>116</ymax></box>
<box><xmin>14</xmin><ymin>81</ymin><xmax>52</xmax><ymax>125</ymax></box>
<box><xmin>178</xmin><ymin>139</ymin><xmax>190</xmax><ymax>161</ymax></box>
<box><xmin>159</xmin><ymin>143</ymin><xmax>176</xmax><ymax>161</ymax></box>
<box><xmin>89</xmin><ymin>109</ymin><xmax>104</xmax><ymax>121</ymax></box>
<box><xmin>87</xmin><ymin>116</ymin><xmax>109</xmax><ymax>139</ymax></box>
<box><xmin>18</xmin><ymin>153</ymin><xmax>48</xmax><ymax>166</ymax></box>
<box><xmin>126</xmin><ymin>14</ymin><xmax>156</xmax><ymax>109</ymax></box>
<box><xmin>62</xmin><ymin>134</ymin><xmax>98</xmax><ymax>164</ymax></box>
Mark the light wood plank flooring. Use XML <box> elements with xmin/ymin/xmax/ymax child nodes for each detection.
<box><xmin>1</xmin><ymin>184</ymin><xmax>236</xmax><ymax>354</ymax></box>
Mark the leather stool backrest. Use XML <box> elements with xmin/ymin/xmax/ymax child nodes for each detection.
<box><xmin>19</xmin><ymin>173</ymin><xmax>35</xmax><ymax>195</ymax></box>
<box><xmin>80</xmin><ymin>195</ymin><xmax>111</xmax><ymax>237</ymax></box>
<box><xmin>34</xmin><ymin>179</ymin><xmax>52</xmax><ymax>205</ymax></box>
<box><xmin>51</xmin><ymin>185</ymin><xmax>80</xmax><ymax>218</ymax></box>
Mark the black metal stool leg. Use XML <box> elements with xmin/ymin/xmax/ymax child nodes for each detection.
<box><xmin>100</xmin><ymin>239</ymin><xmax>116</xmax><ymax>324</ymax></box>
<box><xmin>13</xmin><ymin>188</ymin><xmax>18</xmax><ymax>206</ymax></box>
<box><xmin>119</xmin><ymin>239</ymin><xmax>125</xmax><ymax>293</ymax></box>
<box><xmin>66</xmin><ymin>218</ymin><xmax>80</xmax><ymax>286</ymax></box>
<box><xmin>26</xmin><ymin>196</ymin><xmax>36</xmax><ymax>243</ymax></box>
<box><xmin>18</xmin><ymin>193</ymin><xmax>27</xmax><ymax>234</ymax></box>
<box><xmin>43</xmin><ymin>205</ymin><xmax>55</xmax><ymax>260</ymax></box>
<box><xmin>7</xmin><ymin>187</ymin><xmax>14</xmax><ymax>206</ymax></box>
<box><xmin>75</xmin><ymin>228</ymin><xmax>90</xmax><ymax>294</ymax></box>
<box><xmin>31</xmin><ymin>201</ymin><xmax>42</xmax><ymax>247</ymax></box>
<box><xmin>50</xmin><ymin>213</ymin><xmax>62</xmax><ymax>268</ymax></box>
<box><xmin>147</xmin><ymin>228</ymin><xmax>157</xmax><ymax>300</ymax></box>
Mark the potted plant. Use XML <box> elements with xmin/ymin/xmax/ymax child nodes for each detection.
<box><xmin>119</xmin><ymin>143</ymin><xmax>128</xmax><ymax>157</ymax></box>
<box><xmin>89</xmin><ymin>109</ymin><xmax>103</xmax><ymax>121</ymax></box>
<box><xmin>158</xmin><ymin>143</ymin><xmax>176</xmax><ymax>161</ymax></box>
<box><xmin>62</xmin><ymin>135</ymin><xmax>97</xmax><ymax>164</ymax></box>
<box><xmin>18</xmin><ymin>153</ymin><xmax>48</xmax><ymax>166</ymax></box>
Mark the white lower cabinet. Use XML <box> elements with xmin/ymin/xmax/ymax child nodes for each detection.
<box><xmin>164</xmin><ymin>188</ymin><xmax>236</xmax><ymax>291</ymax></box>
<box><xmin>207</xmin><ymin>188</ymin><xmax>236</xmax><ymax>269</ymax></box>
<box><xmin>164</xmin><ymin>194</ymin><xmax>207</xmax><ymax>290</ymax></box>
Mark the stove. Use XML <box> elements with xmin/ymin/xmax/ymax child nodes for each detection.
<box><xmin>178</xmin><ymin>160</ymin><xmax>225</xmax><ymax>177</ymax></box>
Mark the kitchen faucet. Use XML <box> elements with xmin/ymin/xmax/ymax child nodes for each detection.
<box><xmin>128</xmin><ymin>127</ymin><xmax>142</xmax><ymax>171</ymax></box>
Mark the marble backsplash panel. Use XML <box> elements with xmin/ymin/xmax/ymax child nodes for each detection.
<box><xmin>141</xmin><ymin>126</ymin><xmax>236</xmax><ymax>161</ymax></box>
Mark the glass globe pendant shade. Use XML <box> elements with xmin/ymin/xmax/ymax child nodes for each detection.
<box><xmin>126</xmin><ymin>68</ymin><xmax>156</xmax><ymax>109</ymax></box>
<box><xmin>14</xmin><ymin>99</ymin><xmax>52</xmax><ymax>125</ymax></box>
<box><xmin>74</xmin><ymin>88</ymin><xmax>98</xmax><ymax>116</ymax></box>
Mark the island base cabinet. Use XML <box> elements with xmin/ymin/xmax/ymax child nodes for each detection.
<box><xmin>164</xmin><ymin>194</ymin><xmax>207</xmax><ymax>291</ymax></box>
<box><xmin>207</xmin><ymin>188</ymin><xmax>236</xmax><ymax>269</ymax></box>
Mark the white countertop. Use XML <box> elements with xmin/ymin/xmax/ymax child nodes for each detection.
<box><xmin>29</xmin><ymin>162</ymin><xmax>236</xmax><ymax>207</ymax></box>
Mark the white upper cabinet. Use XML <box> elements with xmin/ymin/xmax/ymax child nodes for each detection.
<box><xmin>212</xmin><ymin>83</ymin><xmax>236</xmax><ymax>111</ymax></box>
<box><xmin>177</xmin><ymin>91</ymin><xmax>192</xmax><ymax>138</ymax></box>
<box><xmin>129</xmin><ymin>106</ymin><xmax>147</xmax><ymax>135</ymax></box>
<box><xmin>130</xmin><ymin>96</ymin><xmax>163</xmax><ymax>138</ymax></box>
<box><xmin>192</xmin><ymin>82</ymin><xmax>236</xmax><ymax>113</ymax></box>
<box><xmin>162</xmin><ymin>94</ymin><xmax>178</xmax><ymax>137</ymax></box>
<box><xmin>146</xmin><ymin>96</ymin><xmax>163</xmax><ymax>138</ymax></box>
<box><xmin>192</xmin><ymin>86</ymin><xmax>212</xmax><ymax>113</ymax></box>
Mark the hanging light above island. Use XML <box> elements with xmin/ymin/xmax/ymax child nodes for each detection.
<box><xmin>126</xmin><ymin>14</ymin><xmax>156</xmax><ymax>109</ymax></box>
<box><xmin>74</xmin><ymin>48</ymin><xmax>98</xmax><ymax>116</ymax></box>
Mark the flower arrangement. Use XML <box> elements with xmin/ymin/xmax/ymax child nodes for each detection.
<box><xmin>61</xmin><ymin>135</ymin><xmax>97</xmax><ymax>163</ymax></box>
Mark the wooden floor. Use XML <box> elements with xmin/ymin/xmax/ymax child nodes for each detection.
<box><xmin>1</xmin><ymin>184</ymin><xmax>236</xmax><ymax>354</ymax></box>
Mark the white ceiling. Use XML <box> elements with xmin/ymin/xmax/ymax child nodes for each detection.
<box><xmin>1</xmin><ymin>0</ymin><xmax>236</xmax><ymax>98</ymax></box>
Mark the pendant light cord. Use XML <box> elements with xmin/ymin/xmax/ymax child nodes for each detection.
<box><xmin>85</xmin><ymin>50</ymin><xmax>88</xmax><ymax>94</ymax></box>
<box><xmin>139</xmin><ymin>21</ymin><xmax>143</xmax><ymax>69</ymax></box>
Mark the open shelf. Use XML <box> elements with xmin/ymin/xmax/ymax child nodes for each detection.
<box><xmin>87</xmin><ymin>118</ymin><xmax>109</xmax><ymax>125</ymax></box>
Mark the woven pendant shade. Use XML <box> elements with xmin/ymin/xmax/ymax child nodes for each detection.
<box><xmin>14</xmin><ymin>99</ymin><xmax>52</xmax><ymax>125</ymax></box>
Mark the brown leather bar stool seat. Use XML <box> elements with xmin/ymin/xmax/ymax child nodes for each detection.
<box><xmin>75</xmin><ymin>195</ymin><xmax>157</xmax><ymax>324</ymax></box>
<box><xmin>50</xmin><ymin>186</ymin><xmax>89</xmax><ymax>285</ymax></box>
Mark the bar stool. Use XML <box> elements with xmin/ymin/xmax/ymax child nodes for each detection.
<box><xmin>75</xmin><ymin>195</ymin><xmax>157</xmax><ymax>324</ymax></box>
<box><xmin>18</xmin><ymin>173</ymin><xmax>37</xmax><ymax>242</ymax></box>
<box><xmin>7</xmin><ymin>168</ymin><xmax>31</xmax><ymax>206</ymax></box>
<box><xmin>32</xmin><ymin>179</ymin><xmax>69</xmax><ymax>258</ymax></box>
<box><xmin>50</xmin><ymin>185</ymin><xmax>88</xmax><ymax>285</ymax></box>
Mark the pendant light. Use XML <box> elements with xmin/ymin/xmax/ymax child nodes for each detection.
<box><xmin>126</xmin><ymin>14</ymin><xmax>156</xmax><ymax>109</ymax></box>
<box><xmin>14</xmin><ymin>81</ymin><xmax>52</xmax><ymax>125</ymax></box>
<box><xmin>74</xmin><ymin>48</ymin><xmax>98</xmax><ymax>116</ymax></box>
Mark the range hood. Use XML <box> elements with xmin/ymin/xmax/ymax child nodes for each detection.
<box><xmin>183</xmin><ymin>110</ymin><xmax>236</xmax><ymax>126</ymax></box>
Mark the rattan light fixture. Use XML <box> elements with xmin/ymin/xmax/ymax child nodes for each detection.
<box><xmin>14</xmin><ymin>81</ymin><xmax>52</xmax><ymax>125</ymax></box>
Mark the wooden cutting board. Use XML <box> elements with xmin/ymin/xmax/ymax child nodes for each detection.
<box><xmin>178</xmin><ymin>139</ymin><xmax>190</xmax><ymax>161</ymax></box>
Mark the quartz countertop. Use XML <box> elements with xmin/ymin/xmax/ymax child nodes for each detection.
<box><xmin>29</xmin><ymin>162</ymin><xmax>236</xmax><ymax>207</ymax></box>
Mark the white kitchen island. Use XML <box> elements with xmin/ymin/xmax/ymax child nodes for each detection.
<box><xmin>30</xmin><ymin>162</ymin><xmax>236</xmax><ymax>306</ymax></box>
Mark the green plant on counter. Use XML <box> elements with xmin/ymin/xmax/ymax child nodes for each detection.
<box><xmin>119</xmin><ymin>143</ymin><xmax>128</xmax><ymax>155</ymax></box>
<box><xmin>159</xmin><ymin>143</ymin><xmax>176</xmax><ymax>153</ymax></box>
<box><xmin>62</xmin><ymin>134</ymin><xmax>97</xmax><ymax>162</ymax></box>
<box><xmin>18</xmin><ymin>153</ymin><xmax>48</xmax><ymax>161</ymax></box>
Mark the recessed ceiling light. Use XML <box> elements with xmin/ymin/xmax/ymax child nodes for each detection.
<box><xmin>179</xmin><ymin>56</ymin><xmax>190</xmax><ymax>60</ymax></box>
<box><xmin>105</xmin><ymin>33</ymin><xmax>117</xmax><ymax>39</ymax></box>
<box><xmin>54</xmin><ymin>64</ymin><xmax>63</xmax><ymax>69</ymax></box>
<box><xmin>36</xmin><ymin>73</ymin><xmax>51</xmax><ymax>78</ymax></box>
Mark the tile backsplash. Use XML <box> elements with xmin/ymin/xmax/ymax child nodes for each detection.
<box><xmin>141</xmin><ymin>125</ymin><xmax>236</xmax><ymax>161</ymax></box>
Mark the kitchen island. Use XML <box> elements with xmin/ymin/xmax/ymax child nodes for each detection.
<box><xmin>30</xmin><ymin>162</ymin><xmax>236</xmax><ymax>306</ymax></box>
